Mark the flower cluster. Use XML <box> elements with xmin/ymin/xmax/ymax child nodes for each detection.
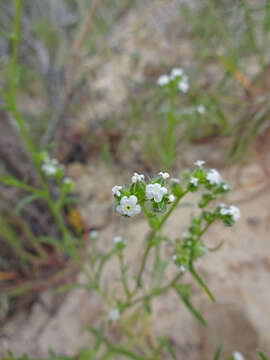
<box><xmin>112</xmin><ymin>163</ymin><xmax>240</xmax><ymax>274</ymax></box>
<box><xmin>41</xmin><ymin>156</ymin><xmax>61</xmax><ymax>177</ymax></box>
<box><xmin>40</xmin><ymin>152</ymin><xmax>74</xmax><ymax>191</ymax></box>
<box><xmin>196</xmin><ymin>105</ymin><xmax>206</xmax><ymax>115</ymax></box>
<box><xmin>233</xmin><ymin>352</ymin><xmax>245</xmax><ymax>360</ymax></box>
<box><xmin>170</xmin><ymin>161</ymin><xmax>240</xmax><ymax>271</ymax></box>
<box><xmin>219</xmin><ymin>203</ymin><xmax>241</xmax><ymax>223</ymax></box>
<box><xmin>108</xmin><ymin>308</ymin><xmax>120</xmax><ymax>322</ymax></box>
<box><xmin>112</xmin><ymin>171</ymin><xmax>175</xmax><ymax>218</ymax></box>
<box><xmin>157</xmin><ymin>67</ymin><xmax>190</xmax><ymax>93</ymax></box>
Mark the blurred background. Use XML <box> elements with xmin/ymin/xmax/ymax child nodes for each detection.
<box><xmin>0</xmin><ymin>0</ymin><xmax>270</xmax><ymax>358</ymax></box>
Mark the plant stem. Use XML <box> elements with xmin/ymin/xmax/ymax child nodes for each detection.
<box><xmin>127</xmin><ymin>271</ymin><xmax>183</xmax><ymax>309</ymax></box>
<box><xmin>6</xmin><ymin>0</ymin><xmax>73</xmax><ymax>245</ymax></box>
<box><xmin>158</xmin><ymin>190</ymin><xmax>188</xmax><ymax>230</ymax></box>
<box><xmin>166</xmin><ymin>94</ymin><xmax>176</xmax><ymax>171</ymax></box>
<box><xmin>118</xmin><ymin>252</ymin><xmax>131</xmax><ymax>299</ymax></box>
<box><xmin>133</xmin><ymin>190</ymin><xmax>188</xmax><ymax>295</ymax></box>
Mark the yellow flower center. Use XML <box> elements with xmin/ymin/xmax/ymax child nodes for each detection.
<box><xmin>125</xmin><ymin>204</ymin><xmax>132</xmax><ymax>211</ymax></box>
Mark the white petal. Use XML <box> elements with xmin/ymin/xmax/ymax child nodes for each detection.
<box><xmin>129</xmin><ymin>195</ymin><xmax>138</xmax><ymax>205</ymax></box>
<box><xmin>154</xmin><ymin>192</ymin><xmax>162</xmax><ymax>202</ymax></box>
<box><xmin>134</xmin><ymin>205</ymin><xmax>141</xmax><ymax>215</ymax></box>
<box><xmin>116</xmin><ymin>205</ymin><xmax>122</xmax><ymax>214</ymax></box>
<box><xmin>120</xmin><ymin>196</ymin><xmax>128</xmax><ymax>205</ymax></box>
<box><xmin>161</xmin><ymin>186</ymin><xmax>168</xmax><ymax>195</ymax></box>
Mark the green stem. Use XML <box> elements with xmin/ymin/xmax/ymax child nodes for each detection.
<box><xmin>9</xmin><ymin>0</ymin><xmax>22</xmax><ymax>102</ymax></box>
<box><xmin>134</xmin><ymin>233</ymin><xmax>155</xmax><ymax>291</ymax></box>
<box><xmin>166</xmin><ymin>94</ymin><xmax>177</xmax><ymax>171</ymax></box>
<box><xmin>158</xmin><ymin>190</ymin><xmax>188</xmax><ymax>230</ymax></box>
<box><xmin>7</xmin><ymin>0</ymin><xmax>72</xmax><ymax>244</ymax></box>
<box><xmin>189</xmin><ymin>262</ymin><xmax>215</xmax><ymax>303</ymax></box>
<box><xmin>127</xmin><ymin>271</ymin><xmax>183</xmax><ymax>309</ymax></box>
<box><xmin>200</xmin><ymin>218</ymin><xmax>215</xmax><ymax>237</ymax></box>
<box><xmin>133</xmin><ymin>190</ymin><xmax>188</xmax><ymax>295</ymax></box>
<box><xmin>118</xmin><ymin>252</ymin><xmax>131</xmax><ymax>299</ymax></box>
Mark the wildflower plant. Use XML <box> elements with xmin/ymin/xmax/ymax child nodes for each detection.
<box><xmin>79</xmin><ymin>162</ymin><xmax>241</xmax><ymax>358</ymax></box>
<box><xmin>1</xmin><ymin>2</ymin><xmax>266</xmax><ymax>358</ymax></box>
<box><xmin>155</xmin><ymin>67</ymin><xmax>231</xmax><ymax>171</ymax></box>
<box><xmin>0</xmin><ymin>0</ymin><xmax>79</xmax><ymax>287</ymax></box>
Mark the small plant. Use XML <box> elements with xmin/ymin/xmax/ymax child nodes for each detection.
<box><xmin>60</xmin><ymin>162</ymin><xmax>241</xmax><ymax>358</ymax></box>
<box><xmin>144</xmin><ymin>67</ymin><xmax>230</xmax><ymax>171</ymax></box>
<box><xmin>0</xmin><ymin>0</ymin><xmax>82</xmax><ymax>315</ymax></box>
<box><xmin>1</xmin><ymin>1</ymin><xmax>269</xmax><ymax>358</ymax></box>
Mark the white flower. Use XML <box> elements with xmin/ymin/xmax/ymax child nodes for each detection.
<box><xmin>182</xmin><ymin>231</ymin><xmax>190</xmax><ymax>238</ymax></box>
<box><xmin>41</xmin><ymin>157</ymin><xmax>59</xmax><ymax>176</ymax></box>
<box><xmin>108</xmin><ymin>308</ymin><xmax>120</xmax><ymax>322</ymax></box>
<box><xmin>206</xmin><ymin>169</ymin><xmax>222</xmax><ymax>185</ymax></box>
<box><xmin>179</xmin><ymin>265</ymin><xmax>186</xmax><ymax>273</ymax></box>
<box><xmin>116</xmin><ymin>195</ymin><xmax>141</xmax><ymax>217</ymax></box>
<box><xmin>170</xmin><ymin>67</ymin><xmax>184</xmax><ymax>79</ymax></box>
<box><xmin>112</xmin><ymin>185</ymin><xmax>122</xmax><ymax>197</ymax></box>
<box><xmin>157</xmin><ymin>74</ymin><xmax>170</xmax><ymax>86</ymax></box>
<box><xmin>168</xmin><ymin>194</ymin><xmax>175</xmax><ymax>203</ymax></box>
<box><xmin>178</xmin><ymin>80</ymin><xmax>189</xmax><ymax>93</ymax></box>
<box><xmin>146</xmin><ymin>183</ymin><xmax>168</xmax><ymax>203</ymax></box>
<box><xmin>220</xmin><ymin>205</ymin><xmax>240</xmax><ymax>222</ymax></box>
<box><xmin>63</xmin><ymin>177</ymin><xmax>72</xmax><ymax>185</ymax></box>
<box><xmin>194</xmin><ymin>160</ymin><xmax>205</xmax><ymax>167</ymax></box>
<box><xmin>131</xmin><ymin>172</ymin><xmax>144</xmax><ymax>183</ymax></box>
<box><xmin>232</xmin><ymin>352</ymin><xmax>245</xmax><ymax>360</ymax></box>
<box><xmin>90</xmin><ymin>230</ymin><xmax>99</xmax><ymax>238</ymax></box>
<box><xmin>222</xmin><ymin>183</ymin><xmax>231</xmax><ymax>191</ymax></box>
<box><xmin>196</xmin><ymin>105</ymin><xmax>206</xmax><ymax>114</ymax></box>
<box><xmin>229</xmin><ymin>205</ymin><xmax>240</xmax><ymax>222</ymax></box>
<box><xmin>114</xmin><ymin>235</ymin><xmax>123</xmax><ymax>244</ymax></box>
<box><xmin>159</xmin><ymin>171</ymin><xmax>170</xmax><ymax>179</ymax></box>
<box><xmin>190</xmin><ymin>176</ymin><xmax>199</xmax><ymax>186</ymax></box>
<box><xmin>219</xmin><ymin>203</ymin><xmax>226</xmax><ymax>208</ymax></box>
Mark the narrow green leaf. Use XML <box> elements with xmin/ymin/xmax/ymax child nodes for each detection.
<box><xmin>0</xmin><ymin>30</ymin><xmax>14</xmax><ymax>39</ymax></box>
<box><xmin>189</xmin><ymin>263</ymin><xmax>216</xmax><ymax>303</ymax></box>
<box><xmin>57</xmin><ymin>282</ymin><xmax>87</xmax><ymax>294</ymax></box>
<box><xmin>213</xmin><ymin>343</ymin><xmax>223</xmax><ymax>360</ymax></box>
<box><xmin>160</xmin><ymin>338</ymin><xmax>177</xmax><ymax>360</ymax></box>
<box><xmin>93</xmin><ymin>322</ymin><xmax>105</xmax><ymax>351</ymax></box>
<box><xmin>153</xmin><ymin>259</ymin><xmax>168</xmax><ymax>289</ymax></box>
<box><xmin>174</xmin><ymin>284</ymin><xmax>207</xmax><ymax>327</ymax></box>
<box><xmin>15</xmin><ymin>194</ymin><xmax>40</xmax><ymax>214</ymax></box>
<box><xmin>258</xmin><ymin>352</ymin><xmax>268</xmax><ymax>360</ymax></box>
